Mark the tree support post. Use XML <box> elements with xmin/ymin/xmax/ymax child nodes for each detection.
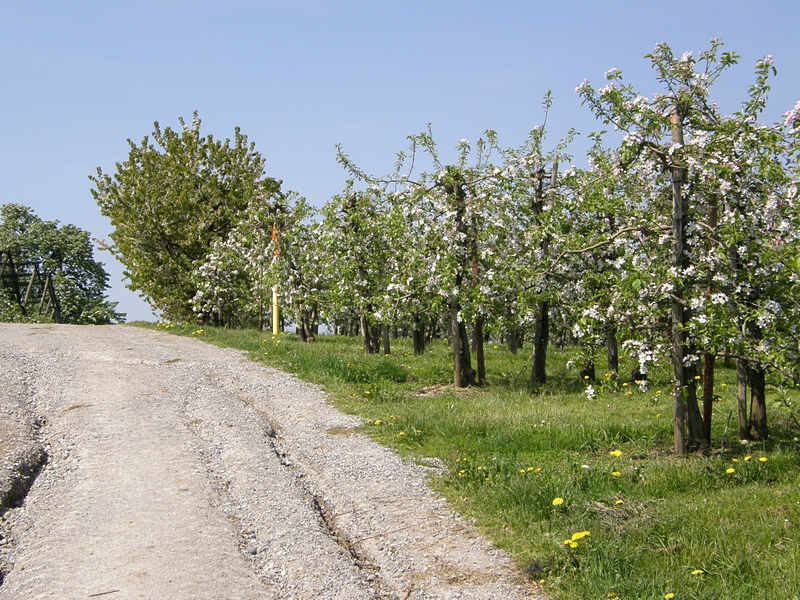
<box><xmin>272</xmin><ymin>285</ymin><xmax>280</xmax><ymax>335</ymax></box>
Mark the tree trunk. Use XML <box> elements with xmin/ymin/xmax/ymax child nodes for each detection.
<box><xmin>530</xmin><ymin>300</ymin><xmax>549</xmax><ymax>385</ymax></box>
<box><xmin>736</xmin><ymin>358</ymin><xmax>749</xmax><ymax>439</ymax></box>
<box><xmin>302</xmin><ymin>309</ymin><xmax>315</xmax><ymax>342</ymax></box>
<box><xmin>749</xmin><ymin>365</ymin><xmax>768</xmax><ymax>440</ymax></box>
<box><xmin>685</xmin><ymin>364</ymin><xmax>705</xmax><ymax>451</ymax></box>
<box><xmin>474</xmin><ymin>317</ymin><xmax>485</xmax><ymax>385</ymax></box>
<box><xmin>451</xmin><ymin>299</ymin><xmax>475</xmax><ymax>387</ymax></box>
<box><xmin>360</xmin><ymin>314</ymin><xmax>373</xmax><ymax>354</ymax></box>
<box><xmin>412</xmin><ymin>315</ymin><xmax>426</xmax><ymax>355</ymax></box>
<box><xmin>606</xmin><ymin>324</ymin><xmax>619</xmax><ymax>378</ymax></box>
<box><xmin>508</xmin><ymin>330</ymin><xmax>519</xmax><ymax>354</ymax></box>
<box><xmin>381</xmin><ymin>324</ymin><xmax>390</xmax><ymax>356</ymax></box>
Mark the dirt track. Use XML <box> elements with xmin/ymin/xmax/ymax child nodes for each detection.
<box><xmin>0</xmin><ymin>324</ymin><xmax>543</xmax><ymax>599</ymax></box>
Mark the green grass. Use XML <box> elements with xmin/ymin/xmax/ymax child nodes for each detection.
<box><xmin>137</xmin><ymin>322</ymin><xmax>800</xmax><ymax>599</ymax></box>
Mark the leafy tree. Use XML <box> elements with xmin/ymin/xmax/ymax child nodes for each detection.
<box><xmin>577</xmin><ymin>39</ymin><xmax>797</xmax><ymax>449</ymax></box>
<box><xmin>90</xmin><ymin>112</ymin><xmax>282</xmax><ymax>323</ymax></box>
<box><xmin>0</xmin><ymin>204</ymin><xmax>124</xmax><ymax>324</ymax></box>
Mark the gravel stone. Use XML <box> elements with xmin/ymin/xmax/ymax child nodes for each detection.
<box><xmin>0</xmin><ymin>324</ymin><xmax>544</xmax><ymax>599</ymax></box>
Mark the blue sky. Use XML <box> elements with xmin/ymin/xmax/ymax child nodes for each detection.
<box><xmin>2</xmin><ymin>1</ymin><xmax>798</xmax><ymax>321</ymax></box>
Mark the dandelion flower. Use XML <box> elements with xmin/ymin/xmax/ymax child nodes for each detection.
<box><xmin>615</xmin><ymin>499</ymin><xmax>624</xmax><ymax>505</ymax></box>
<box><xmin>744</xmin><ymin>456</ymin><xmax>751</xmax><ymax>461</ymax></box>
<box><xmin>612</xmin><ymin>471</ymin><xmax>621</xmax><ymax>477</ymax></box>
<box><xmin>732</xmin><ymin>458</ymin><xmax>739</xmax><ymax>463</ymax></box>
<box><xmin>535</xmin><ymin>467</ymin><xmax>542</xmax><ymax>472</ymax></box>
<box><xmin>571</xmin><ymin>531</ymin><xmax>590</xmax><ymax>540</ymax></box>
<box><xmin>527</xmin><ymin>467</ymin><xmax>534</xmax><ymax>472</ymax></box>
<box><xmin>692</xmin><ymin>569</ymin><xmax>704</xmax><ymax>575</ymax></box>
<box><xmin>665</xmin><ymin>594</ymin><xmax>675</xmax><ymax>599</ymax></box>
<box><xmin>759</xmin><ymin>457</ymin><xmax>767</xmax><ymax>462</ymax></box>
<box><xmin>373</xmin><ymin>420</ymin><xmax>382</xmax><ymax>425</ymax></box>
<box><xmin>609</xmin><ymin>450</ymin><xmax>622</xmax><ymax>458</ymax></box>
<box><xmin>562</xmin><ymin>539</ymin><xmax>578</xmax><ymax>548</ymax></box>
<box><xmin>552</xmin><ymin>497</ymin><xmax>564</xmax><ymax>506</ymax></box>
<box><xmin>656</xmin><ymin>413</ymin><xmax>662</xmax><ymax>418</ymax></box>
<box><xmin>726</xmin><ymin>468</ymin><xmax>735</xmax><ymax>474</ymax></box>
<box><xmin>519</xmin><ymin>469</ymin><xmax>526</xmax><ymax>474</ymax></box>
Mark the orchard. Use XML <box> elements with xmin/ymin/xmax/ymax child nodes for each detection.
<box><xmin>94</xmin><ymin>40</ymin><xmax>800</xmax><ymax>455</ymax></box>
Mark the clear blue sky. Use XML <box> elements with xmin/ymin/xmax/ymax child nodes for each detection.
<box><xmin>2</xmin><ymin>1</ymin><xmax>798</xmax><ymax>321</ymax></box>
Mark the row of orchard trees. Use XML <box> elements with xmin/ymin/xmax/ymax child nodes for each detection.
<box><xmin>93</xmin><ymin>41</ymin><xmax>800</xmax><ymax>454</ymax></box>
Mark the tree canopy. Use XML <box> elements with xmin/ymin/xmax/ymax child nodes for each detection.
<box><xmin>90</xmin><ymin>112</ymin><xmax>284</xmax><ymax>324</ymax></box>
<box><xmin>0</xmin><ymin>204</ymin><xmax>124</xmax><ymax>324</ymax></box>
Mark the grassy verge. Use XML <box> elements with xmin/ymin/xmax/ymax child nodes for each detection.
<box><xmin>137</xmin><ymin>322</ymin><xmax>800</xmax><ymax>599</ymax></box>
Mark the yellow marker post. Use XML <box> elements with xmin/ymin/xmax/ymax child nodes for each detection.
<box><xmin>272</xmin><ymin>285</ymin><xmax>280</xmax><ymax>335</ymax></box>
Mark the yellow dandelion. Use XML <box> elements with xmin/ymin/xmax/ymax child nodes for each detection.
<box><xmin>732</xmin><ymin>458</ymin><xmax>739</xmax><ymax>463</ymax></box>
<box><xmin>759</xmin><ymin>457</ymin><xmax>767</xmax><ymax>463</ymax></box>
<box><xmin>692</xmin><ymin>569</ymin><xmax>704</xmax><ymax>576</ymax></box>
<box><xmin>526</xmin><ymin>467</ymin><xmax>534</xmax><ymax>472</ymax></box>
<box><xmin>694</xmin><ymin>375</ymin><xmax>701</xmax><ymax>380</ymax></box>
<box><xmin>608</xmin><ymin>593</ymin><xmax>617</xmax><ymax>598</ymax></box>
<box><xmin>726</xmin><ymin>468</ymin><xmax>735</xmax><ymax>474</ymax></box>
<box><xmin>656</xmin><ymin>413</ymin><xmax>662</xmax><ymax>418</ymax></box>
<box><xmin>665</xmin><ymin>594</ymin><xmax>675</xmax><ymax>599</ymax></box>
<box><xmin>373</xmin><ymin>420</ymin><xmax>382</xmax><ymax>425</ymax></box>
<box><xmin>552</xmin><ymin>497</ymin><xmax>564</xmax><ymax>506</ymax></box>
<box><xmin>744</xmin><ymin>455</ymin><xmax>751</xmax><ymax>461</ymax></box>
<box><xmin>615</xmin><ymin>499</ymin><xmax>624</xmax><ymax>505</ymax></box>
<box><xmin>562</xmin><ymin>539</ymin><xmax>578</xmax><ymax>548</ymax></box>
<box><xmin>622</xmin><ymin>382</ymin><xmax>628</xmax><ymax>387</ymax></box>
<box><xmin>584</xmin><ymin>375</ymin><xmax>590</xmax><ymax>380</ymax></box>
<box><xmin>398</xmin><ymin>431</ymin><xmax>405</xmax><ymax>436</ymax></box>
<box><xmin>612</xmin><ymin>471</ymin><xmax>621</xmax><ymax>477</ymax></box>
<box><xmin>721</xmin><ymin>383</ymin><xmax>727</xmax><ymax>387</ymax></box>
<box><xmin>535</xmin><ymin>467</ymin><xmax>542</xmax><ymax>472</ymax></box>
<box><xmin>519</xmin><ymin>469</ymin><xmax>526</xmax><ymax>474</ymax></box>
<box><xmin>364</xmin><ymin>390</ymin><xmax>371</xmax><ymax>395</ymax></box>
<box><xmin>571</xmin><ymin>531</ymin><xmax>590</xmax><ymax>541</ymax></box>
<box><xmin>609</xmin><ymin>450</ymin><xmax>622</xmax><ymax>458</ymax></box>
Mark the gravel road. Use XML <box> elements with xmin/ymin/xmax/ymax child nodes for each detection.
<box><xmin>0</xmin><ymin>324</ymin><xmax>543</xmax><ymax>600</ymax></box>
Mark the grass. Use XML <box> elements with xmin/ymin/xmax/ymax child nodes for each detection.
<box><xmin>137</xmin><ymin>322</ymin><xmax>800</xmax><ymax>599</ymax></box>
